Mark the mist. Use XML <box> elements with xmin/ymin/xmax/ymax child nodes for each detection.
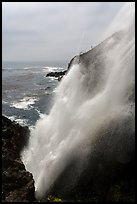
<box><xmin>21</xmin><ymin>3</ymin><xmax>135</xmax><ymax>199</ymax></box>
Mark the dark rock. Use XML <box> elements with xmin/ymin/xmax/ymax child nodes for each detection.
<box><xmin>46</xmin><ymin>55</ymin><xmax>79</xmax><ymax>82</ymax></box>
<box><xmin>46</xmin><ymin>56</ymin><xmax>79</xmax><ymax>81</ymax></box>
<box><xmin>46</xmin><ymin>70</ymin><xmax>67</xmax><ymax>79</ymax></box>
<box><xmin>2</xmin><ymin>115</ymin><xmax>36</xmax><ymax>202</ymax></box>
<box><xmin>2</xmin><ymin>116</ymin><xmax>29</xmax><ymax>153</ymax></box>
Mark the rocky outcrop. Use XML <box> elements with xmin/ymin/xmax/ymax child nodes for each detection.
<box><xmin>2</xmin><ymin>116</ymin><xmax>36</xmax><ymax>202</ymax></box>
<box><xmin>46</xmin><ymin>70</ymin><xmax>67</xmax><ymax>81</ymax></box>
<box><xmin>46</xmin><ymin>70</ymin><xmax>67</xmax><ymax>78</ymax></box>
<box><xmin>46</xmin><ymin>56</ymin><xmax>78</xmax><ymax>81</ymax></box>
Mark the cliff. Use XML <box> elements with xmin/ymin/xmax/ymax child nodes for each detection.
<box><xmin>45</xmin><ymin>31</ymin><xmax>135</xmax><ymax>201</ymax></box>
<box><xmin>2</xmin><ymin>116</ymin><xmax>36</xmax><ymax>202</ymax></box>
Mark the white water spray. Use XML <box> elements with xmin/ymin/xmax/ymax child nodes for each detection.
<box><xmin>21</xmin><ymin>3</ymin><xmax>135</xmax><ymax>199</ymax></box>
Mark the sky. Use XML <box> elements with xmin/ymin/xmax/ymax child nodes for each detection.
<box><xmin>2</xmin><ymin>2</ymin><xmax>127</xmax><ymax>62</ymax></box>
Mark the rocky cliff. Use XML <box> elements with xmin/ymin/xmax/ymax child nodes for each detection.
<box><xmin>45</xmin><ymin>31</ymin><xmax>135</xmax><ymax>202</ymax></box>
<box><xmin>2</xmin><ymin>116</ymin><xmax>36</xmax><ymax>202</ymax></box>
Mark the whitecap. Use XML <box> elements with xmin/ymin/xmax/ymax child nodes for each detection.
<box><xmin>3</xmin><ymin>115</ymin><xmax>28</xmax><ymax>126</ymax></box>
<box><xmin>2</xmin><ymin>100</ymin><xmax>8</xmax><ymax>104</ymax></box>
<box><xmin>10</xmin><ymin>97</ymin><xmax>39</xmax><ymax>110</ymax></box>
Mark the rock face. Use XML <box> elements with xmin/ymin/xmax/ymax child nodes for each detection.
<box><xmin>46</xmin><ymin>31</ymin><xmax>135</xmax><ymax>202</ymax></box>
<box><xmin>2</xmin><ymin>116</ymin><xmax>36</xmax><ymax>202</ymax></box>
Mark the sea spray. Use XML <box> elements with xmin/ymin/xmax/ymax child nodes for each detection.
<box><xmin>21</xmin><ymin>3</ymin><xmax>135</xmax><ymax>199</ymax></box>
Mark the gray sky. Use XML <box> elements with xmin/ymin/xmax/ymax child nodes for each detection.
<box><xmin>2</xmin><ymin>2</ymin><xmax>126</xmax><ymax>62</ymax></box>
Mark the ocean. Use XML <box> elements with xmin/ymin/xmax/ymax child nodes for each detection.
<box><xmin>2</xmin><ymin>61</ymin><xmax>68</xmax><ymax>127</ymax></box>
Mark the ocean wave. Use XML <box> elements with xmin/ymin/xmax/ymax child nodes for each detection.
<box><xmin>3</xmin><ymin>115</ymin><xmax>29</xmax><ymax>127</ymax></box>
<box><xmin>2</xmin><ymin>100</ymin><xmax>8</xmax><ymax>104</ymax></box>
<box><xmin>6</xmin><ymin>115</ymin><xmax>16</xmax><ymax>121</ymax></box>
<box><xmin>48</xmin><ymin>77</ymin><xmax>58</xmax><ymax>81</ymax></box>
<box><xmin>24</xmin><ymin>67</ymin><xmax>33</xmax><ymax>70</ymax></box>
<box><xmin>44</xmin><ymin>66</ymin><xmax>65</xmax><ymax>72</ymax></box>
<box><xmin>10</xmin><ymin>97</ymin><xmax>39</xmax><ymax>110</ymax></box>
<box><xmin>14</xmin><ymin>118</ymin><xmax>29</xmax><ymax>127</ymax></box>
<box><xmin>35</xmin><ymin>109</ymin><xmax>46</xmax><ymax>119</ymax></box>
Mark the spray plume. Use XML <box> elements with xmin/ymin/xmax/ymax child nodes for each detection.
<box><xmin>21</xmin><ymin>3</ymin><xmax>135</xmax><ymax>199</ymax></box>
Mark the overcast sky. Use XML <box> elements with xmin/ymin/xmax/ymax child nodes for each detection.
<box><xmin>2</xmin><ymin>2</ymin><xmax>126</xmax><ymax>62</ymax></box>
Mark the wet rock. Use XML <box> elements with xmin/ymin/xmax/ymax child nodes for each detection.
<box><xmin>46</xmin><ymin>70</ymin><xmax>67</xmax><ymax>81</ymax></box>
<box><xmin>2</xmin><ymin>115</ymin><xmax>36</xmax><ymax>202</ymax></box>
<box><xmin>46</xmin><ymin>70</ymin><xmax>67</xmax><ymax>78</ymax></box>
